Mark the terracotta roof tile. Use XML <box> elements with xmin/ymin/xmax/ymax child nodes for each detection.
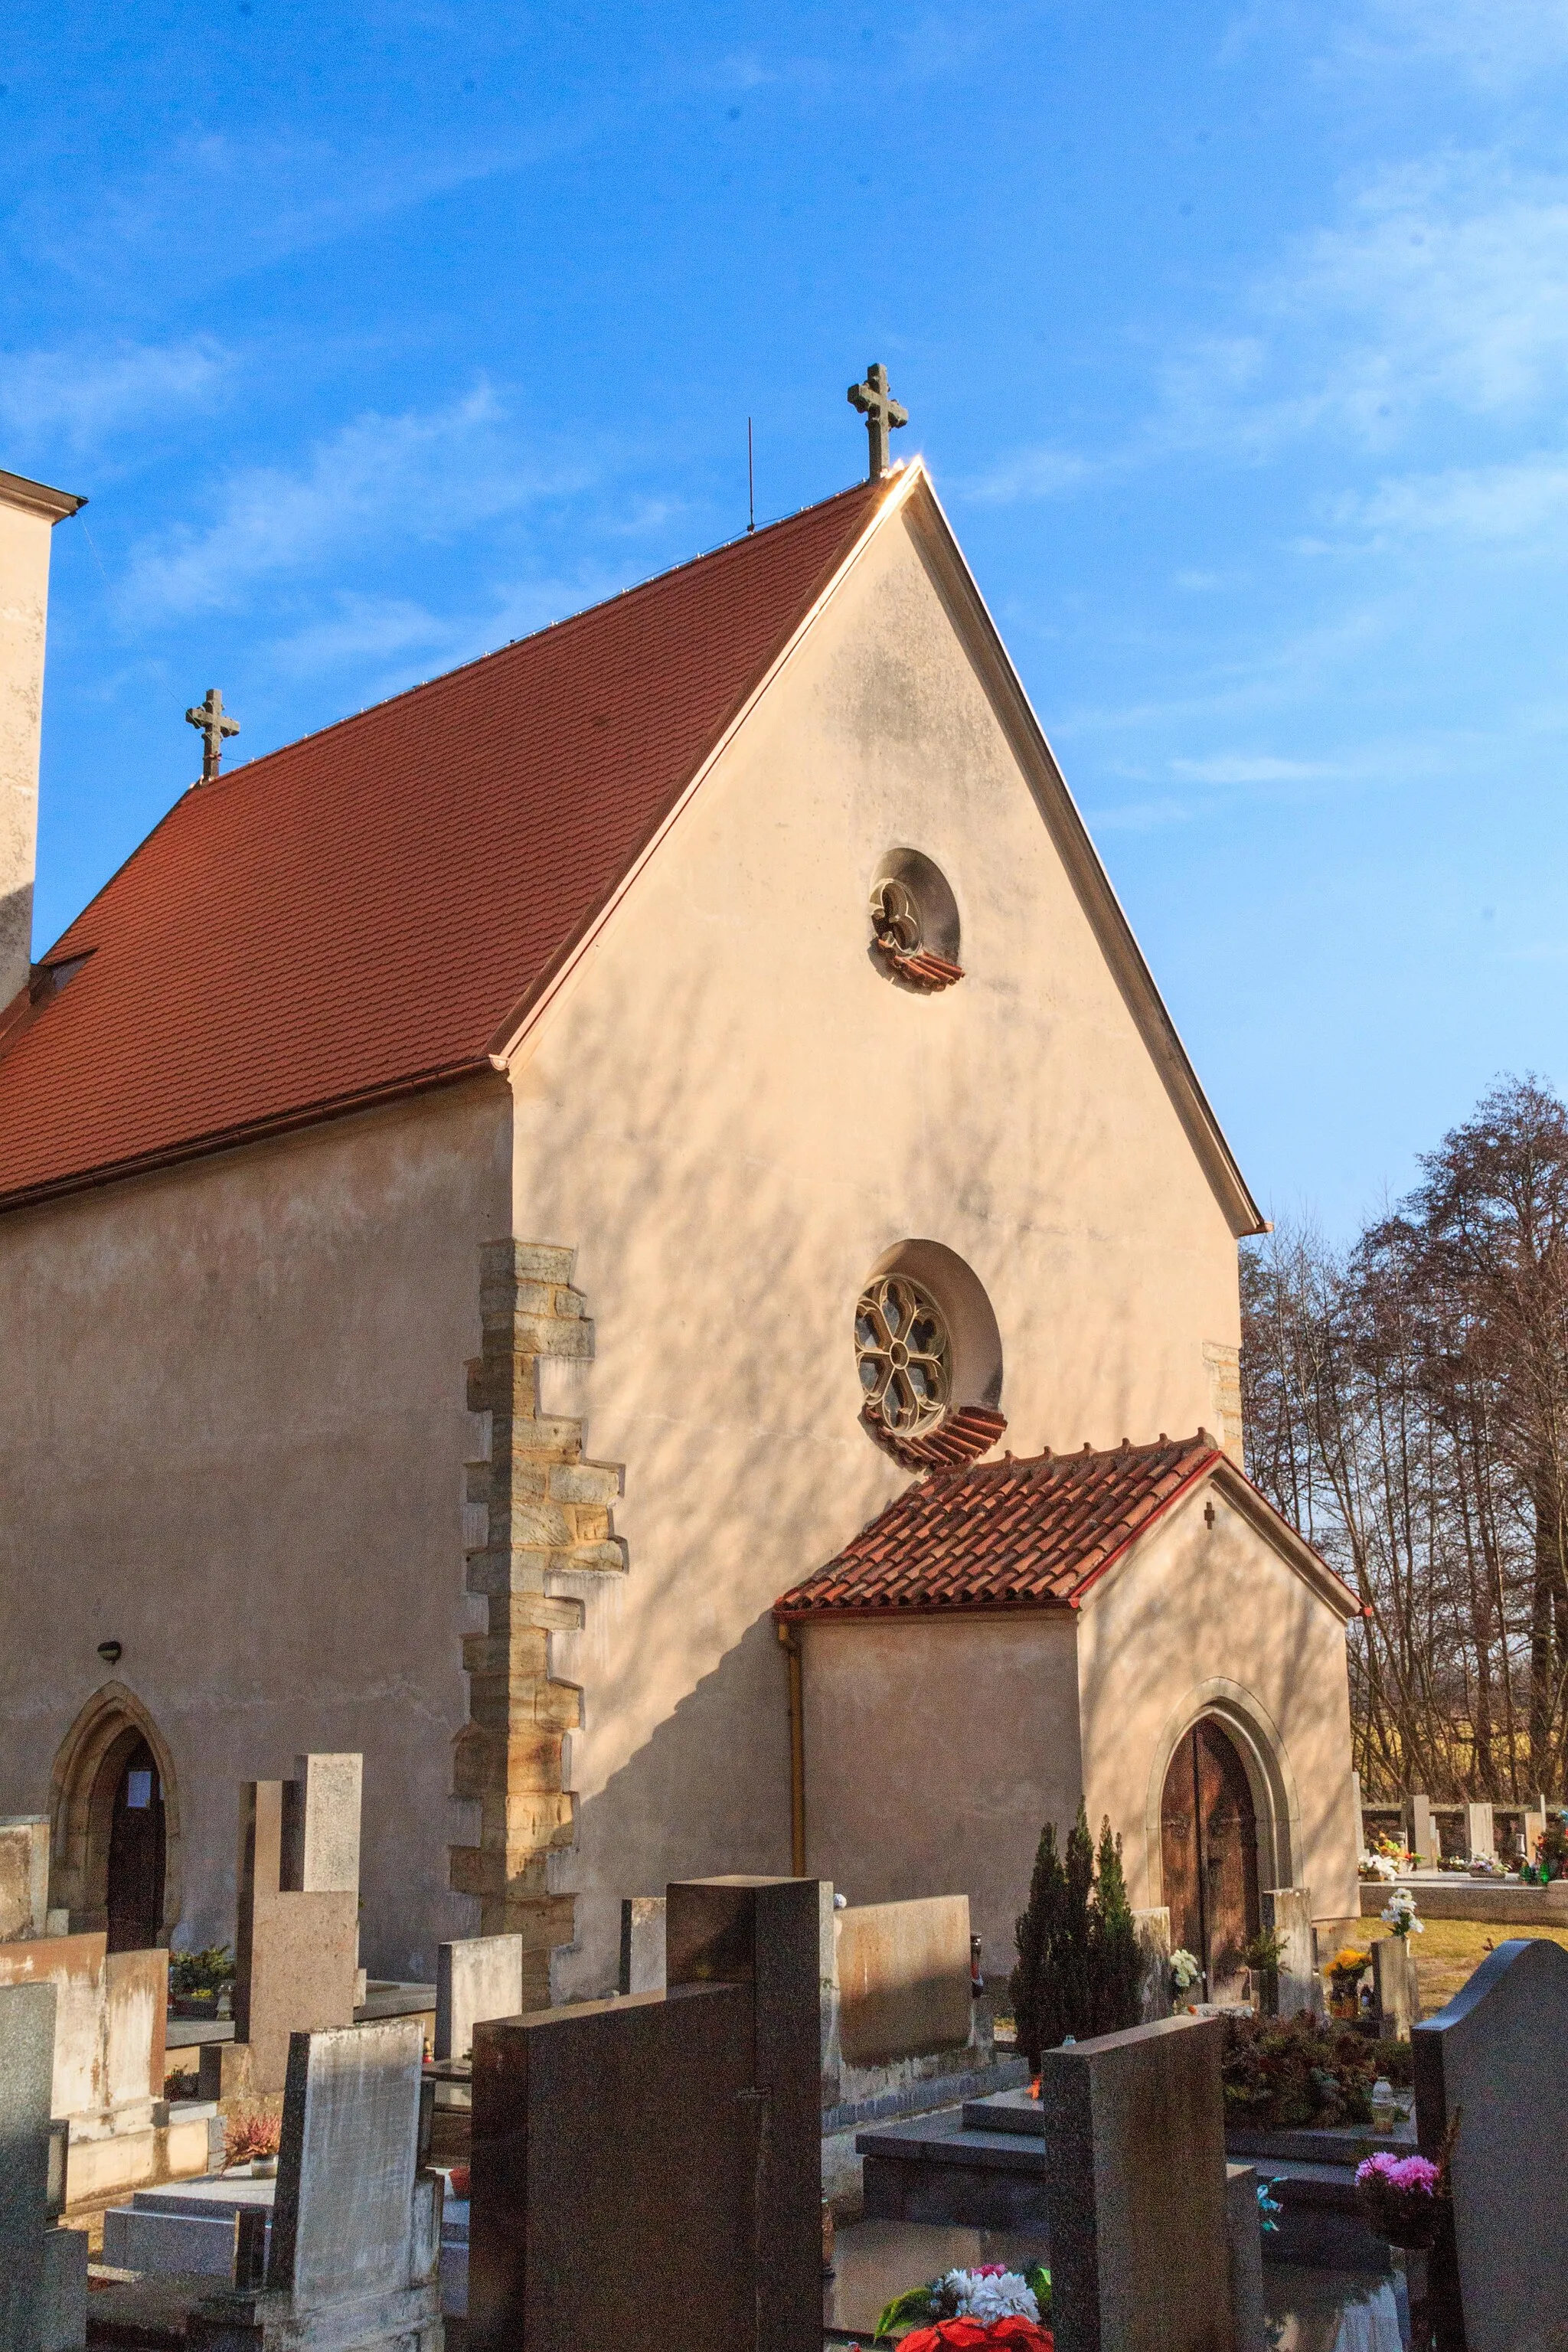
<box><xmin>774</xmin><ymin>1436</ymin><xmax>1223</xmax><ymax>1617</ymax></box>
<box><xmin>0</xmin><ymin>476</ymin><xmax>889</xmax><ymax>1210</ymax></box>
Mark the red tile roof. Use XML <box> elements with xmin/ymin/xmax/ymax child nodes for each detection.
<box><xmin>775</xmin><ymin>1436</ymin><xmax>1227</xmax><ymax>1617</ymax></box>
<box><xmin>0</xmin><ymin>477</ymin><xmax>889</xmax><ymax>1210</ymax></box>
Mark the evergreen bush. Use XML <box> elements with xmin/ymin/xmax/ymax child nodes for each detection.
<box><xmin>1010</xmin><ymin>1800</ymin><xmax>1145</xmax><ymax>2065</ymax></box>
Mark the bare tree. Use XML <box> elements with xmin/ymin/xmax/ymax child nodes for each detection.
<box><xmin>1242</xmin><ymin>1077</ymin><xmax>1568</xmax><ymax>1800</ymax></box>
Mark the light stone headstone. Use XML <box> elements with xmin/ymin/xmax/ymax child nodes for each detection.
<box><xmin>0</xmin><ymin>1821</ymin><xmax>50</xmax><ymax>1943</ymax></box>
<box><xmin>269</xmin><ymin>2020</ymin><xmax>424</xmax><ymax>2302</ymax></box>
<box><xmin>230</xmin><ymin>1762</ymin><xmax>361</xmax><ymax>2095</ymax></box>
<box><xmin>289</xmin><ymin>1754</ymin><xmax>361</xmax><ymax>1893</ymax></box>
<box><xmin>1406</xmin><ymin>1793</ymin><xmax>1436</xmax><ymax>1867</ymax></box>
<box><xmin>1465</xmin><ymin>1802</ymin><xmax>1494</xmax><ymax>1861</ymax></box>
<box><xmin>435</xmin><ymin>1934</ymin><xmax>524</xmax><ymax>2061</ymax></box>
<box><xmin>1131</xmin><ymin>1907</ymin><xmax>1171</xmax><ymax>2024</ymax></box>
<box><xmin>187</xmin><ymin>2018</ymin><xmax>440</xmax><ymax>2352</ymax></box>
<box><xmin>1413</xmin><ymin>1936</ymin><xmax>1568</xmax><ymax>2352</ymax></box>
<box><xmin>1040</xmin><ymin>2011</ymin><xmax>1232</xmax><ymax>2352</ymax></box>
<box><xmin>1372</xmin><ymin>1933</ymin><xmax>1417</xmax><ymax>2040</ymax></box>
<box><xmin>1261</xmin><ymin>1888</ymin><xmax>1319</xmax><ymax>2019</ymax></box>
<box><xmin>617</xmin><ymin>1894</ymin><xmax>667</xmax><ymax>1995</ymax></box>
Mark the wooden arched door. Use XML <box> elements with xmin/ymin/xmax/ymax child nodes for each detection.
<box><xmin>1160</xmin><ymin>1718</ymin><xmax>1260</xmax><ymax>2001</ymax></box>
<box><xmin>104</xmin><ymin>1736</ymin><xmax>167</xmax><ymax>1953</ymax></box>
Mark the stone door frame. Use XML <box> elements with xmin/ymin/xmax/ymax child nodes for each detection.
<box><xmin>1144</xmin><ymin>1677</ymin><xmax>1302</xmax><ymax>1926</ymax></box>
<box><xmin>47</xmin><ymin>1682</ymin><xmax>181</xmax><ymax>1942</ymax></box>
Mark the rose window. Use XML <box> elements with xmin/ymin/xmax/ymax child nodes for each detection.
<box><xmin>854</xmin><ymin>1274</ymin><xmax>951</xmax><ymax>1436</ymax></box>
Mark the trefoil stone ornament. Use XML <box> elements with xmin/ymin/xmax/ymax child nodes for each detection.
<box><xmin>870</xmin><ymin>877</ymin><xmax>965</xmax><ymax>993</ymax></box>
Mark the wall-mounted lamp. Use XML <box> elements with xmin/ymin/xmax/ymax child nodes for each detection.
<box><xmin>96</xmin><ymin>1641</ymin><xmax>122</xmax><ymax>1668</ymax></box>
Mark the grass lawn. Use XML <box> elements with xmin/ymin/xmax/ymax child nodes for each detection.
<box><xmin>1362</xmin><ymin>1913</ymin><xmax>1568</xmax><ymax>2012</ymax></box>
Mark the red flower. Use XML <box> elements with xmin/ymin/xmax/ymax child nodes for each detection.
<box><xmin>899</xmin><ymin>2326</ymin><xmax>1053</xmax><ymax>2352</ymax></box>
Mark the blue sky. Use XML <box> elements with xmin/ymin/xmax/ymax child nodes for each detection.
<box><xmin>6</xmin><ymin>0</ymin><xmax>1568</xmax><ymax>1235</ymax></box>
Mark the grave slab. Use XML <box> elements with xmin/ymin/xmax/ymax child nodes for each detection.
<box><xmin>233</xmin><ymin>1779</ymin><xmax>359</xmax><ymax>2096</ymax></box>
<box><xmin>822</xmin><ymin>2219</ymin><xmax>1048</xmax><ymax>2344</ymax></box>
<box><xmin>1261</xmin><ymin>1890</ymin><xmax>1319</xmax><ymax>2019</ymax></box>
<box><xmin>1413</xmin><ymin>1935</ymin><xmax>1568</xmax><ymax>2352</ymax></box>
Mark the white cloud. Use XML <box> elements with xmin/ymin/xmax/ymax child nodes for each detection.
<box><xmin>1336</xmin><ymin>0</ymin><xmax>1568</xmax><ymax>91</ymax></box>
<box><xmin>1158</xmin><ymin>155</ymin><xmax>1568</xmax><ymax>456</ymax></box>
<box><xmin>1346</xmin><ymin>453</ymin><xmax>1568</xmax><ymax>543</ymax></box>
<box><xmin>1168</xmin><ymin>753</ymin><xmax>1344</xmax><ymax>784</ymax></box>
<box><xmin>0</xmin><ymin>340</ymin><xmax>227</xmax><ymax>450</ymax></box>
<box><xmin>959</xmin><ymin>446</ymin><xmax>1095</xmax><ymax>505</ymax></box>
<box><xmin>120</xmin><ymin>387</ymin><xmax>590</xmax><ymax>619</ymax></box>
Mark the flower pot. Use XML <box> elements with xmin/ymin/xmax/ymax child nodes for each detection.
<box><xmin>250</xmin><ymin>2156</ymin><xmax>278</xmax><ymax>2179</ymax></box>
<box><xmin>1381</xmin><ymin>2216</ymin><xmax>1438</xmax><ymax>2250</ymax></box>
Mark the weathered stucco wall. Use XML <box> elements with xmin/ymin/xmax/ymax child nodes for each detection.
<box><xmin>796</xmin><ymin>1615</ymin><xmax>1084</xmax><ymax>1974</ymax></box>
<box><xmin>509</xmin><ymin>498</ymin><xmax>1246</xmax><ymax>1995</ymax></box>
<box><xmin>1075</xmin><ymin>1483</ymin><xmax>1361</xmax><ymax>1926</ymax></box>
<box><xmin>0</xmin><ymin>1079</ymin><xmax>511</xmax><ymax>1975</ymax></box>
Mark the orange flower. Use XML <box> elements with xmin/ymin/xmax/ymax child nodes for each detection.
<box><xmin>900</xmin><ymin>2324</ymin><xmax>1053</xmax><ymax>2352</ymax></box>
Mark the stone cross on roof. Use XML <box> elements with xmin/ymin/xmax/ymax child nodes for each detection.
<box><xmin>848</xmin><ymin>362</ymin><xmax>907</xmax><ymax>480</ymax></box>
<box><xmin>185</xmin><ymin>687</ymin><xmax>240</xmax><ymax>785</ymax></box>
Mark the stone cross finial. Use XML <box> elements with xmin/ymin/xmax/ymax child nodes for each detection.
<box><xmin>185</xmin><ymin>687</ymin><xmax>240</xmax><ymax>784</ymax></box>
<box><xmin>847</xmin><ymin>362</ymin><xmax>907</xmax><ymax>479</ymax></box>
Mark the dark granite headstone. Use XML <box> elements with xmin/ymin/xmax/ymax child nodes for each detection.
<box><xmin>468</xmin><ymin>1873</ymin><xmax>822</xmax><ymax>2352</ymax></box>
<box><xmin>0</xmin><ymin>1981</ymin><xmax>54</xmax><ymax>2352</ymax></box>
<box><xmin>1414</xmin><ymin>1936</ymin><xmax>1568</xmax><ymax>2352</ymax></box>
<box><xmin>1040</xmin><ymin>2012</ymin><xmax>1231</xmax><ymax>2352</ymax></box>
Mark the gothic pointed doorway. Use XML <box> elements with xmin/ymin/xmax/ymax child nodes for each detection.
<box><xmin>1160</xmin><ymin>1717</ymin><xmax>1260</xmax><ymax>2002</ymax></box>
<box><xmin>49</xmin><ymin>1688</ymin><xmax>179</xmax><ymax>1946</ymax></box>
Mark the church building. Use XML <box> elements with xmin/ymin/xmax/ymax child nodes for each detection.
<box><xmin>0</xmin><ymin>398</ymin><xmax>1361</xmax><ymax>2007</ymax></box>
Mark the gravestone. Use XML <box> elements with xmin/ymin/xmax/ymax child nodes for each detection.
<box><xmin>835</xmin><ymin>1895</ymin><xmax>972</xmax><ymax>2067</ymax></box>
<box><xmin>1223</xmin><ymin>2164</ymin><xmax>1266</xmax><ymax>2352</ymax></box>
<box><xmin>1406</xmin><ymin>1794</ymin><xmax>1436</xmax><ymax>1865</ymax></box>
<box><xmin>1413</xmin><ymin>1936</ymin><xmax>1568</xmax><ymax>2352</ymax></box>
<box><xmin>1039</xmin><ymin>2012</ymin><xmax>1233</xmax><ymax>2352</ymax></box>
<box><xmin>618</xmin><ymin>1894</ymin><xmax>667</xmax><ymax>1994</ymax></box>
<box><xmin>0</xmin><ymin>1932</ymin><xmax>170</xmax><ymax>2206</ymax></box>
<box><xmin>469</xmin><ymin>1874</ymin><xmax>821</xmax><ymax>2352</ymax></box>
<box><xmin>0</xmin><ymin>1820</ymin><xmax>50</xmax><ymax>1942</ymax></box>
<box><xmin>1260</xmin><ymin>1888</ymin><xmax>1318</xmax><ymax>2019</ymax></box>
<box><xmin>1131</xmin><ymin>1906</ymin><xmax>1171</xmax><ymax>2024</ymax></box>
<box><xmin>214</xmin><ymin>1756</ymin><xmax>361</xmax><ymax>2097</ymax></box>
<box><xmin>1372</xmin><ymin>1934</ymin><xmax>1417</xmax><ymax>2040</ymax></box>
<box><xmin>435</xmin><ymin>1933</ymin><xmax>524</xmax><ymax>2062</ymax></box>
<box><xmin>187</xmin><ymin>2019</ymin><xmax>440</xmax><ymax>2352</ymax></box>
<box><xmin>1465</xmin><ymin>1802</ymin><xmax>1494</xmax><ymax>1861</ymax></box>
<box><xmin>0</xmin><ymin>1981</ymin><xmax>88</xmax><ymax>2352</ymax></box>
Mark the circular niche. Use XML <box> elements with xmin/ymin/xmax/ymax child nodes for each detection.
<box><xmin>868</xmin><ymin>850</ymin><xmax>963</xmax><ymax>991</ymax></box>
<box><xmin>853</xmin><ymin>1240</ymin><xmax>1005</xmax><ymax>1468</ymax></box>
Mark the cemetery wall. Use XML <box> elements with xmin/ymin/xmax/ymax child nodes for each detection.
<box><xmin>796</xmin><ymin>1614</ymin><xmax>1083</xmax><ymax>1972</ymax></box>
<box><xmin>1076</xmin><ymin>1479</ymin><xmax>1360</xmax><ymax>1919</ymax></box>
<box><xmin>514</xmin><ymin>501</ymin><xmax>1246</xmax><ymax>1998</ymax></box>
<box><xmin>0</xmin><ymin>1078</ymin><xmax>510</xmax><ymax>1976</ymax></box>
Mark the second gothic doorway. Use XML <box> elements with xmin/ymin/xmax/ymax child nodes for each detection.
<box><xmin>1159</xmin><ymin>1717</ymin><xmax>1260</xmax><ymax>2002</ymax></box>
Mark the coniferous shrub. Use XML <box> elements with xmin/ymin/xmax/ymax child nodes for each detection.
<box><xmin>1011</xmin><ymin>1801</ymin><xmax>1145</xmax><ymax>2063</ymax></box>
<box><xmin>1088</xmin><ymin>1815</ymin><xmax>1144</xmax><ymax>2036</ymax></box>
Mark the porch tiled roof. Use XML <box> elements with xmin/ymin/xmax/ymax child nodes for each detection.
<box><xmin>775</xmin><ymin>1435</ymin><xmax>1222</xmax><ymax>1618</ymax></box>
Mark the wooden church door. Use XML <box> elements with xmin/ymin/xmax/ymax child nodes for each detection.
<box><xmin>1160</xmin><ymin>1718</ymin><xmax>1260</xmax><ymax>2001</ymax></box>
<box><xmin>106</xmin><ymin>1738</ymin><xmax>166</xmax><ymax>1952</ymax></box>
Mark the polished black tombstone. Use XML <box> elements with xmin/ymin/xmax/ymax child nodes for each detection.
<box><xmin>467</xmin><ymin>1873</ymin><xmax>823</xmax><ymax>2352</ymax></box>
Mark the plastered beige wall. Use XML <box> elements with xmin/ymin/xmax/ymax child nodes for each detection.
<box><xmin>1075</xmin><ymin>1482</ymin><xmax>1360</xmax><ymax>1925</ymax></box>
<box><xmin>0</xmin><ymin>491</ymin><xmax>56</xmax><ymax>1006</ymax></box>
<box><xmin>797</xmin><ymin>1615</ymin><xmax>1084</xmax><ymax>1975</ymax></box>
<box><xmin>511</xmin><ymin>500</ymin><xmax>1244</xmax><ymax>1995</ymax></box>
<box><xmin>0</xmin><ymin>1080</ymin><xmax>511</xmax><ymax>1975</ymax></box>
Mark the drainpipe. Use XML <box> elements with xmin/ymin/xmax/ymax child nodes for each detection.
<box><xmin>776</xmin><ymin>1619</ymin><xmax>805</xmax><ymax>1876</ymax></box>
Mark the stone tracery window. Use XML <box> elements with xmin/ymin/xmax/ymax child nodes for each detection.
<box><xmin>868</xmin><ymin>850</ymin><xmax>964</xmax><ymax>992</ymax></box>
<box><xmin>854</xmin><ymin>1273</ymin><xmax>952</xmax><ymax>1437</ymax></box>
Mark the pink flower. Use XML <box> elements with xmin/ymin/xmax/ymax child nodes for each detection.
<box><xmin>1390</xmin><ymin>2156</ymin><xmax>1439</xmax><ymax>2195</ymax></box>
<box><xmin>1356</xmin><ymin>2153</ymin><xmax>1403</xmax><ymax>2184</ymax></box>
